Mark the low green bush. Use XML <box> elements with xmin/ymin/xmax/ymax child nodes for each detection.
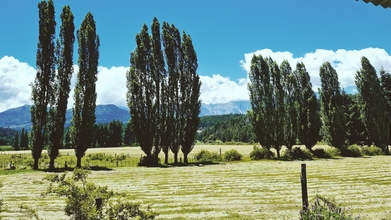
<box><xmin>312</xmin><ymin>147</ymin><xmax>340</xmax><ymax>159</ymax></box>
<box><xmin>361</xmin><ymin>145</ymin><xmax>384</xmax><ymax>156</ymax></box>
<box><xmin>88</xmin><ymin>153</ymin><xmax>106</xmax><ymax>161</ymax></box>
<box><xmin>223</xmin><ymin>149</ymin><xmax>242</xmax><ymax>162</ymax></box>
<box><xmin>250</xmin><ymin>145</ymin><xmax>273</xmax><ymax>160</ymax></box>
<box><xmin>195</xmin><ymin>149</ymin><xmax>222</xmax><ymax>162</ymax></box>
<box><xmin>291</xmin><ymin>147</ymin><xmax>313</xmax><ymax>160</ymax></box>
<box><xmin>343</xmin><ymin>145</ymin><xmax>363</xmax><ymax>157</ymax></box>
<box><xmin>301</xmin><ymin>195</ymin><xmax>359</xmax><ymax>220</ymax></box>
<box><xmin>312</xmin><ymin>148</ymin><xmax>330</xmax><ymax>158</ymax></box>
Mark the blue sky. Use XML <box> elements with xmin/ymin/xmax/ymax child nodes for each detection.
<box><xmin>1</xmin><ymin>0</ymin><xmax>391</xmax><ymax>111</ymax></box>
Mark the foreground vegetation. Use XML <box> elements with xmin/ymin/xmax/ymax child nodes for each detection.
<box><xmin>0</xmin><ymin>145</ymin><xmax>390</xmax><ymax>219</ymax></box>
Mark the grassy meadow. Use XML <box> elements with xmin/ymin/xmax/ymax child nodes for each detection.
<box><xmin>0</xmin><ymin>145</ymin><xmax>391</xmax><ymax>219</ymax></box>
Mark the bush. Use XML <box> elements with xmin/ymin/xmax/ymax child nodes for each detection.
<box><xmin>301</xmin><ymin>195</ymin><xmax>359</xmax><ymax>220</ymax></box>
<box><xmin>43</xmin><ymin>168</ymin><xmax>157</xmax><ymax>220</ymax></box>
<box><xmin>361</xmin><ymin>145</ymin><xmax>384</xmax><ymax>156</ymax></box>
<box><xmin>88</xmin><ymin>153</ymin><xmax>106</xmax><ymax>161</ymax></box>
<box><xmin>312</xmin><ymin>148</ymin><xmax>341</xmax><ymax>159</ymax></box>
<box><xmin>342</xmin><ymin>145</ymin><xmax>363</xmax><ymax>157</ymax></box>
<box><xmin>195</xmin><ymin>149</ymin><xmax>222</xmax><ymax>162</ymax></box>
<box><xmin>250</xmin><ymin>146</ymin><xmax>273</xmax><ymax>160</ymax></box>
<box><xmin>290</xmin><ymin>147</ymin><xmax>313</xmax><ymax>160</ymax></box>
<box><xmin>223</xmin><ymin>149</ymin><xmax>243</xmax><ymax>162</ymax></box>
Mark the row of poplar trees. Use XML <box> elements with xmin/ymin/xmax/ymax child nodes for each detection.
<box><xmin>248</xmin><ymin>55</ymin><xmax>391</xmax><ymax>157</ymax></box>
<box><xmin>30</xmin><ymin>0</ymin><xmax>99</xmax><ymax>169</ymax></box>
<box><xmin>127</xmin><ymin>18</ymin><xmax>201</xmax><ymax>165</ymax></box>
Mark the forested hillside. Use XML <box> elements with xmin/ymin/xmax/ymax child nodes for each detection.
<box><xmin>196</xmin><ymin>114</ymin><xmax>256</xmax><ymax>143</ymax></box>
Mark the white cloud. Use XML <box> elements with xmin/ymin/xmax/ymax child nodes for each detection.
<box><xmin>0</xmin><ymin>56</ymin><xmax>35</xmax><ymax>112</ymax></box>
<box><xmin>96</xmin><ymin>66</ymin><xmax>128</xmax><ymax>107</ymax></box>
<box><xmin>200</xmin><ymin>74</ymin><xmax>248</xmax><ymax>104</ymax></box>
<box><xmin>240</xmin><ymin>48</ymin><xmax>391</xmax><ymax>90</ymax></box>
<box><xmin>2</xmin><ymin>47</ymin><xmax>391</xmax><ymax>112</ymax></box>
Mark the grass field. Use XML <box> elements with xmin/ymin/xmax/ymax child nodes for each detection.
<box><xmin>0</xmin><ymin>145</ymin><xmax>391</xmax><ymax>219</ymax></box>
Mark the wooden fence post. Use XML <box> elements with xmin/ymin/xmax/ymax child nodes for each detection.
<box><xmin>301</xmin><ymin>163</ymin><xmax>308</xmax><ymax>212</ymax></box>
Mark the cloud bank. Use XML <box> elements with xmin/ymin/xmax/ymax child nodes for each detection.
<box><xmin>240</xmin><ymin>48</ymin><xmax>391</xmax><ymax>90</ymax></box>
<box><xmin>1</xmin><ymin>47</ymin><xmax>391</xmax><ymax>112</ymax></box>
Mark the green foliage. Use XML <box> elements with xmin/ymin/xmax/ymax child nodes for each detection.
<box><xmin>356</xmin><ymin>56</ymin><xmax>390</xmax><ymax>153</ymax></box>
<box><xmin>296</xmin><ymin>62</ymin><xmax>322</xmax><ymax>151</ymax></box>
<box><xmin>301</xmin><ymin>195</ymin><xmax>359</xmax><ymax>220</ymax></box>
<box><xmin>311</xmin><ymin>147</ymin><xmax>340</xmax><ymax>159</ymax></box>
<box><xmin>31</xmin><ymin>0</ymin><xmax>57</xmax><ymax>170</ymax></box>
<box><xmin>42</xmin><ymin>168</ymin><xmax>157</xmax><ymax>220</ymax></box>
<box><xmin>343</xmin><ymin>145</ymin><xmax>363</xmax><ymax>157</ymax></box>
<box><xmin>250</xmin><ymin>145</ymin><xmax>274</xmax><ymax>160</ymax></box>
<box><xmin>361</xmin><ymin>145</ymin><xmax>384</xmax><ymax>156</ymax></box>
<box><xmin>196</xmin><ymin>114</ymin><xmax>256</xmax><ymax>144</ymax></box>
<box><xmin>71</xmin><ymin>12</ymin><xmax>100</xmax><ymax>167</ymax></box>
<box><xmin>248</xmin><ymin>56</ymin><xmax>285</xmax><ymax>157</ymax></box>
<box><xmin>319</xmin><ymin>62</ymin><xmax>347</xmax><ymax>150</ymax></box>
<box><xmin>0</xmin><ymin>127</ymin><xmax>17</xmax><ymax>146</ymax></box>
<box><xmin>290</xmin><ymin>147</ymin><xmax>313</xmax><ymax>160</ymax></box>
<box><xmin>194</xmin><ymin>149</ymin><xmax>222</xmax><ymax>162</ymax></box>
<box><xmin>0</xmin><ymin>181</ymin><xmax>3</xmax><ymax>215</ymax></box>
<box><xmin>223</xmin><ymin>149</ymin><xmax>243</xmax><ymax>162</ymax></box>
<box><xmin>12</xmin><ymin>132</ymin><xmax>19</xmax><ymax>151</ymax></box>
<box><xmin>47</xmin><ymin>4</ymin><xmax>75</xmax><ymax>170</ymax></box>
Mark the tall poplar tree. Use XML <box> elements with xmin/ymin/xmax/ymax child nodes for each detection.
<box><xmin>281</xmin><ymin>60</ymin><xmax>298</xmax><ymax>152</ymax></box>
<box><xmin>71</xmin><ymin>12</ymin><xmax>100</xmax><ymax>167</ymax></box>
<box><xmin>355</xmin><ymin>56</ymin><xmax>390</xmax><ymax>153</ymax></box>
<box><xmin>319</xmin><ymin>62</ymin><xmax>346</xmax><ymax>151</ymax></box>
<box><xmin>151</xmin><ymin>17</ymin><xmax>165</xmax><ymax>158</ymax></box>
<box><xmin>12</xmin><ymin>132</ymin><xmax>19</xmax><ymax>151</ymax></box>
<box><xmin>295</xmin><ymin>62</ymin><xmax>321</xmax><ymax>151</ymax></box>
<box><xmin>30</xmin><ymin>0</ymin><xmax>56</xmax><ymax>170</ymax></box>
<box><xmin>180</xmin><ymin>32</ymin><xmax>201</xmax><ymax>164</ymax></box>
<box><xmin>248</xmin><ymin>55</ymin><xmax>274</xmax><ymax>154</ymax></box>
<box><xmin>380</xmin><ymin>68</ymin><xmax>391</xmax><ymax>148</ymax></box>
<box><xmin>127</xmin><ymin>24</ymin><xmax>157</xmax><ymax>164</ymax></box>
<box><xmin>48</xmin><ymin>5</ymin><xmax>75</xmax><ymax>169</ymax></box>
<box><xmin>162</xmin><ymin>23</ymin><xmax>183</xmax><ymax>164</ymax></box>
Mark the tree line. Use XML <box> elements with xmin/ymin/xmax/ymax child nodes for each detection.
<box><xmin>30</xmin><ymin>0</ymin><xmax>98</xmax><ymax>169</ymax></box>
<box><xmin>127</xmin><ymin>18</ymin><xmax>201</xmax><ymax>165</ymax></box>
<box><xmin>29</xmin><ymin>0</ymin><xmax>201</xmax><ymax>168</ymax></box>
<box><xmin>247</xmin><ymin>55</ymin><xmax>391</xmax><ymax>157</ymax></box>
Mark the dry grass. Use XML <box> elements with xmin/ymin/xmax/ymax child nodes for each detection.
<box><xmin>1</xmin><ymin>145</ymin><xmax>391</xmax><ymax>219</ymax></box>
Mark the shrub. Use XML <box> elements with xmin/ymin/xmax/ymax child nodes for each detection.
<box><xmin>250</xmin><ymin>145</ymin><xmax>273</xmax><ymax>160</ymax></box>
<box><xmin>325</xmin><ymin>147</ymin><xmax>341</xmax><ymax>158</ymax></box>
<box><xmin>291</xmin><ymin>147</ymin><xmax>313</xmax><ymax>160</ymax></box>
<box><xmin>312</xmin><ymin>148</ymin><xmax>341</xmax><ymax>159</ymax></box>
<box><xmin>301</xmin><ymin>195</ymin><xmax>359</xmax><ymax>220</ymax></box>
<box><xmin>361</xmin><ymin>145</ymin><xmax>384</xmax><ymax>156</ymax></box>
<box><xmin>223</xmin><ymin>149</ymin><xmax>242</xmax><ymax>162</ymax></box>
<box><xmin>195</xmin><ymin>149</ymin><xmax>222</xmax><ymax>162</ymax></box>
<box><xmin>343</xmin><ymin>145</ymin><xmax>363</xmax><ymax>157</ymax></box>
<box><xmin>88</xmin><ymin>153</ymin><xmax>106</xmax><ymax>161</ymax></box>
<box><xmin>43</xmin><ymin>168</ymin><xmax>157</xmax><ymax>220</ymax></box>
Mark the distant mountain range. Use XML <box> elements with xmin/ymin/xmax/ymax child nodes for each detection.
<box><xmin>0</xmin><ymin>100</ymin><xmax>251</xmax><ymax>131</ymax></box>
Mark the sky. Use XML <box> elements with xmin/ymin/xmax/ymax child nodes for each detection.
<box><xmin>1</xmin><ymin>0</ymin><xmax>391</xmax><ymax>112</ymax></box>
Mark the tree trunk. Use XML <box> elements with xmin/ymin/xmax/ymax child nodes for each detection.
<box><xmin>174</xmin><ymin>152</ymin><xmax>178</xmax><ymax>164</ymax></box>
<box><xmin>76</xmin><ymin>156</ymin><xmax>82</xmax><ymax>168</ymax></box>
<box><xmin>33</xmin><ymin>157</ymin><xmax>39</xmax><ymax>170</ymax></box>
<box><xmin>184</xmin><ymin>153</ymin><xmax>188</xmax><ymax>164</ymax></box>
<box><xmin>276</xmin><ymin>148</ymin><xmax>281</xmax><ymax>158</ymax></box>
<box><xmin>164</xmin><ymin>151</ymin><xmax>168</xmax><ymax>164</ymax></box>
<box><xmin>49</xmin><ymin>157</ymin><xmax>55</xmax><ymax>170</ymax></box>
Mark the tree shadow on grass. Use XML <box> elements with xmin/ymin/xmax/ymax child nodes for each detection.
<box><xmin>141</xmin><ymin>161</ymin><xmax>223</xmax><ymax>168</ymax></box>
<box><xmin>43</xmin><ymin>166</ymin><xmax>113</xmax><ymax>173</ymax></box>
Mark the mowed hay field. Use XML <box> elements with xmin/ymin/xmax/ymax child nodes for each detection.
<box><xmin>1</xmin><ymin>145</ymin><xmax>391</xmax><ymax>219</ymax></box>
